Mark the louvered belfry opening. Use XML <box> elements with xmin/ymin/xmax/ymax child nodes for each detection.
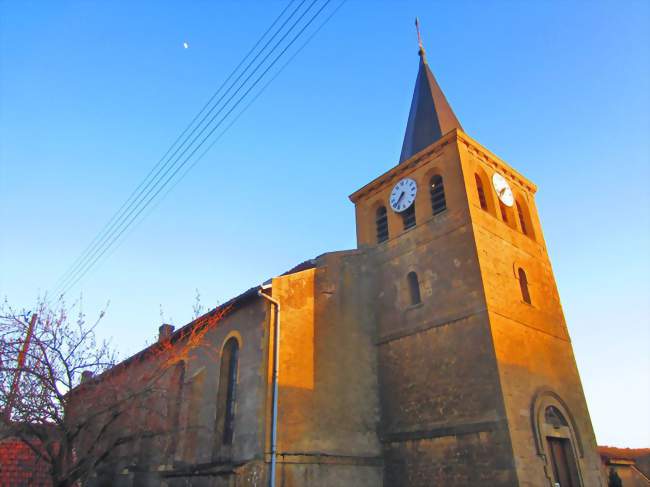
<box><xmin>475</xmin><ymin>174</ymin><xmax>488</xmax><ymax>210</ymax></box>
<box><xmin>430</xmin><ymin>174</ymin><xmax>446</xmax><ymax>215</ymax></box>
<box><xmin>517</xmin><ymin>202</ymin><xmax>528</xmax><ymax>235</ymax></box>
<box><xmin>500</xmin><ymin>202</ymin><xmax>510</xmax><ymax>223</ymax></box>
<box><xmin>376</xmin><ymin>206</ymin><xmax>389</xmax><ymax>243</ymax></box>
<box><xmin>402</xmin><ymin>205</ymin><xmax>416</xmax><ymax>230</ymax></box>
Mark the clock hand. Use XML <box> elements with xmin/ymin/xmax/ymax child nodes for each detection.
<box><xmin>396</xmin><ymin>191</ymin><xmax>405</xmax><ymax>205</ymax></box>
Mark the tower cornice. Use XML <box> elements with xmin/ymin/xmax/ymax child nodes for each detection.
<box><xmin>349</xmin><ymin>129</ymin><xmax>457</xmax><ymax>204</ymax></box>
<box><xmin>349</xmin><ymin>129</ymin><xmax>536</xmax><ymax>204</ymax></box>
<box><xmin>457</xmin><ymin>131</ymin><xmax>537</xmax><ymax>194</ymax></box>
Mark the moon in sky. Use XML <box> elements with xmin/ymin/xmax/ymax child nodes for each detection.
<box><xmin>183</xmin><ymin>41</ymin><xmax>189</xmax><ymax>49</ymax></box>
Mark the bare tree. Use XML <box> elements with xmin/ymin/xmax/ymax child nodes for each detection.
<box><xmin>192</xmin><ymin>288</ymin><xmax>205</xmax><ymax>319</ymax></box>
<box><xmin>0</xmin><ymin>296</ymin><xmax>225</xmax><ymax>487</ymax></box>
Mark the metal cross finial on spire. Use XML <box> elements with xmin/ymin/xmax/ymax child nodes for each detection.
<box><xmin>415</xmin><ymin>17</ymin><xmax>427</xmax><ymax>62</ymax></box>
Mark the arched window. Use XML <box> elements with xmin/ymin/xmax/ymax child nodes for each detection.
<box><xmin>376</xmin><ymin>206</ymin><xmax>389</xmax><ymax>243</ymax></box>
<box><xmin>500</xmin><ymin>202</ymin><xmax>510</xmax><ymax>223</ymax></box>
<box><xmin>402</xmin><ymin>205</ymin><xmax>416</xmax><ymax>230</ymax></box>
<box><xmin>516</xmin><ymin>202</ymin><xmax>528</xmax><ymax>235</ymax></box>
<box><xmin>516</xmin><ymin>199</ymin><xmax>535</xmax><ymax>240</ymax></box>
<box><xmin>407</xmin><ymin>271</ymin><xmax>421</xmax><ymax>305</ymax></box>
<box><xmin>518</xmin><ymin>268</ymin><xmax>531</xmax><ymax>304</ymax></box>
<box><xmin>545</xmin><ymin>406</ymin><xmax>569</xmax><ymax>429</ymax></box>
<box><xmin>475</xmin><ymin>174</ymin><xmax>488</xmax><ymax>211</ymax></box>
<box><xmin>215</xmin><ymin>338</ymin><xmax>239</xmax><ymax>449</ymax></box>
<box><xmin>429</xmin><ymin>175</ymin><xmax>446</xmax><ymax>215</ymax></box>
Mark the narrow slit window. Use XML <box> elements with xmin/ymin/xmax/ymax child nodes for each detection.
<box><xmin>407</xmin><ymin>271</ymin><xmax>421</xmax><ymax>305</ymax></box>
<box><xmin>518</xmin><ymin>268</ymin><xmax>531</xmax><ymax>304</ymax></box>
<box><xmin>475</xmin><ymin>174</ymin><xmax>488</xmax><ymax>210</ymax></box>
<box><xmin>402</xmin><ymin>205</ymin><xmax>416</xmax><ymax>230</ymax></box>
<box><xmin>376</xmin><ymin>206</ymin><xmax>389</xmax><ymax>243</ymax></box>
<box><xmin>429</xmin><ymin>175</ymin><xmax>446</xmax><ymax>215</ymax></box>
<box><xmin>223</xmin><ymin>340</ymin><xmax>239</xmax><ymax>444</ymax></box>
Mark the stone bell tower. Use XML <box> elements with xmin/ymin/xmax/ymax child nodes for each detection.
<box><xmin>349</xmin><ymin>22</ymin><xmax>603</xmax><ymax>487</ymax></box>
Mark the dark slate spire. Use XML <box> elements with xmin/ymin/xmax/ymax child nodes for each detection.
<box><xmin>399</xmin><ymin>19</ymin><xmax>463</xmax><ymax>163</ymax></box>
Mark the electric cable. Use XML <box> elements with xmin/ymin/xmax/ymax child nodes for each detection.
<box><xmin>58</xmin><ymin>0</ymin><xmax>321</xmax><ymax>295</ymax></box>
<box><xmin>57</xmin><ymin>0</ymin><xmax>338</xmax><ymax>296</ymax></box>
<box><xmin>79</xmin><ymin>0</ymin><xmax>348</xmax><ymax>281</ymax></box>
<box><xmin>55</xmin><ymin>0</ymin><xmax>303</xmax><ymax>294</ymax></box>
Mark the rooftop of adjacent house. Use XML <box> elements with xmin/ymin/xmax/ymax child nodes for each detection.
<box><xmin>598</xmin><ymin>446</ymin><xmax>650</xmax><ymax>461</ymax></box>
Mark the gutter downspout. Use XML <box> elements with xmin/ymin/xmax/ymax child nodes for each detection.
<box><xmin>258</xmin><ymin>286</ymin><xmax>280</xmax><ymax>487</ymax></box>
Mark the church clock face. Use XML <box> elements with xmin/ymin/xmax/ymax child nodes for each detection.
<box><xmin>389</xmin><ymin>178</ymin><xmax>417</xmax><ymax>213</ymax></box>
<box><xmin>492</xmin><ymin>172</ymin><xmax>514</xmax><ymax>207</ymax></box>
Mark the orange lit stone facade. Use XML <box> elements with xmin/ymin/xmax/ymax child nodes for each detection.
<box><xmin>350</xmin><ymin>128</ymin><xmax>602</xmax><ymax>486</ymax></box>
<box><xmin>77</xmin><ymin>128</ymin><xmax>602</xmax><ymax>487</ymax></box>
<box><xmin>71</xmin><ymin>61</ymin><xmax>603</xmax><ymax>487</ymax></box>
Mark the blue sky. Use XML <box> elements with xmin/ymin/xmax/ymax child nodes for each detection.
<box><xmin>1</xmin><ymin>1</ymin><xmax>648</xmax><ymax>447</ymax></box>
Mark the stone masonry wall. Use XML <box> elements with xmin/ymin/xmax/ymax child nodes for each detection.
<box><xmin>458</xmin><ymin>133</ymin><xmax>603</xmax><ymax>486</ymax></box>
<box><xmin>353</xmin><ymin>133</ymin><xmax>519</xmax><ymax>486</ymax></box>
<box><xmin>269</xmin><ymin>252</ymin><xmax>383</xmax><ymax>487</ymax></box>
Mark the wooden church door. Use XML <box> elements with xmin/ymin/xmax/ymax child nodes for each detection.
<box><xmin>547</xmin><ymin>437</ymin><xmax>580</xmax><ymax>487</ymax></box>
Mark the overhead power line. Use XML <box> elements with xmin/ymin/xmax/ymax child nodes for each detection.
<box><xmin>54</xmin><ymin>0</ymin><xmax>343</xmax><ymax>297</ymax></box>
<box><xmin>54</xmin><ymin>0</ymin><xmax>306</xmax><ymax>295</ymax></box>
<box><xmin>70</xmin><ymin>0</ymin><xmax>349</xmax><ymax>286</ymax></box>
<box><xmin>55</xmin><ymin>0</ymin><xmax>325</xmax><ymax>295</ymax></box>
<box><xmin>57</xmin><ymin>0</ymin><xmax>325</xmax><ymax>296</ymax></box>
<box><xmin>54</xmin><ymin>0</ymin><xmax>302</xmax><ymax>295</ymax></box>
<box><xmin>186</xmin><ymin>0</ymin><xmax>349</xmax><ymax>184</ymax></box>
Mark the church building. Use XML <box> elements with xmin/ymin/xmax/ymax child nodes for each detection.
<box><xmin>76</xmin><ymin>32</ymin><xmax>603</xmax><ymax>487</ymax></box>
